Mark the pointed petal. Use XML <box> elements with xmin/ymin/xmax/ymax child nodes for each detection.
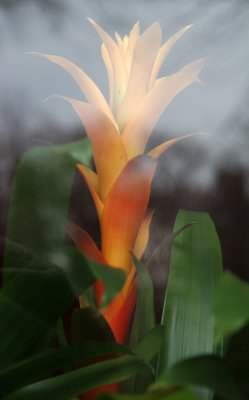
<box><xmin>67</xmin><ymin>222</ymin><xmax>106</xmax><ymax>308</ymax></box>
<box><xmin>33</xmin><ymin>52</ymin><xmax>115</xmax><ymax>125</ymax></box>
<box><xmin>101</xmin><ymin>155</ymin><xmax>157</xmax><ymax>272</ymax></box>
<box><xmin>127</xmin><ymin>21</ymin><xmax>140</xmax><ymax>55</ymax></box>
<box><xmin>62</xmin><ymin>97</ymin><xmax>128</xmax><ymax>200</ymax></box>
<box><xmin>77</xmin><ymin>164</ymin><xmax>104</xmax><ymax>219</ymax></box>
<box><xmin>148</xmin><ymin>133</ymin><xmax>204</xmax><ymax>158</ymax></box>
<box><xmin>115</xmin><ymin>32</ymin><xmax>123</xmax><ymax>48</ymax></box>
<box><xmin>67</xmin><ymin>222</ymin><xmax>106</xmax><ymax>264</ymax></box>
<box><xmin>78</xmin><ymin>164</ymin><xmax>99</xmax><ymax>192</ymax></box>
<box><xmin>125</xmin><ymin>21</ymin><xmax>140</xmax><ymax>73</ymax></box>
<box><xmin>134</xmin><ymin>210</ymin><xmax>154</xmax><ymax>259</ymax></box>
<box><xmin>88</xmin><ymin>19</ymin><xmax>127</xmax><ymax>112</ymax></box>
<box><xmin>149</xmin><ymin>24</ymin><xmax>193</xmax><ymax>89</ymax></box>
<box><xmin>116</xmin><ymin>22</ymin><xmax>162</xmax><ymax>130</ymax></box>
<box><xmin>101</xmin><ymin>44</ymin><xmax>114</xmax><ymax>108</ymax></box>
<box><xmin>105</xmin><ymin>280</ymin><xmax>137</xmax><ymax>343</ymax></box>
<box><xmin>123</xmin><ymin>59</ymin><xmax>204</xmax><ymax>158</ymax></box>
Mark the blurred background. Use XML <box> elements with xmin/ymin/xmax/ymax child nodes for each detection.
<box><xmin>1</xmin><ymin>0</ymin><xmax>249</xmax><ymax>312</ymax></box>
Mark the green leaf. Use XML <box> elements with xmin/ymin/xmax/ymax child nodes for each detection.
<box><xmin>98</xmin><ymin>388</ymin><xmax>198</xmax><ymax>400</ymax></box>
<box><xmin>3</xmin><ymin>138</ymin><xmax>92</xmax><ymax>284</ymax></box>
<box><xmin>157</xmin><ymin>210</ymin><xmax>222</xmax><ymax>374</ymax></box>
<box><xmin>0</xmin><ymin>242</ymin><xmax>125</xmax><ymax>367</ymax></box>
<box><xmin>214</xmin><ymin>271</ymin><xmax>249</xmax><ymax>342</ymax></box>
<box><xmin>129</xmin><ymin>256</ymin><xmax>156</xmax><ymax>347</ymax></box>
<box><xmin>132</xmin><ymin>326</ymin><xmax>164</xmax><ymax>364</ymax></box>
<box><xmin>225</xmin><ymin>324</ymin><xmax>249</xmax><ymax>397</ymax></box>
<box><xmin>123</xmin><ymin>256</ymin><xmax>156</xmax><ymax>393</ymax></box>
<box><xmin>154</xmin><ymin>355</ymin><xmax>245</xmax><ymax>400</ymax></box>
<box><xmin>4</xmin><ymin>329</ymin><xmax>162</xmax><ymax>400</ymax></box>
<box><xmin>0</xmin><ymin>341</ymin><xmax>132</xmax><ymax>395</ymax></box>
<box><xmin>71</xmin><ymin>307</ymin><xmax>115</xmax><ymax>343</ymax></box>
<box><xmin>4</xmin><ymin>356</ymin><xmax>144</xmax><ymax>400</ymax></box>
<box><xmin>0</xmin><ymin>139</ymin><xmax>125</xmax><ymax>366</ymax></box>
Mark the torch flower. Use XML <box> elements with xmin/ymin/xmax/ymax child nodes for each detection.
<box><xmin>37</xmin><ymin>20</ymin><xmax>203</xmax><ymax>343</ymax></box>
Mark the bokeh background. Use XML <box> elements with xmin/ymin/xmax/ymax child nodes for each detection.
<box><xmin>1</xmin><ymin>0</ymin><xmax>249</xmax><ymax>313</ymax></box>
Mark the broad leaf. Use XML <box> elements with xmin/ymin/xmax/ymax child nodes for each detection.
<box><xmin>123</xmin><ymin>256</ymin><xmax>156</xmax><ymax>392</ymax></box>
<box><xmin>71</xmin><ymin>307</ymin><xmax>115</xmax><ymax>343</ymax></box>
<box><xmin>3</xmin><ymin>138</ymin><xmax>92</xmax><ymax>284</ymax></box>
<box><xmin>4</xmin><ymin>329</ymin><xmax>162</xmax><ymax>400</ymax></box>
<box><xmin>0</xmin><ymin>138</ymin><xmax>125</xmax><ymax>365</ymax></box>
<box><xmin>214</xmin><ymin>271</ymin><xmax>249</xmax><ymax>342</ymax></box>
<box><xmin>157</xmin><ymin>210</ymin><xmax>222</xmax><ymax>373</ymax></box>
<box><xmin>131</xmin><ymin>325</ymin><xmax>164</xmax><ymax>364</ymax></box>
<box><xmin>0</xmin><ymin>242</ymin><xmax>125</xmax><ymax>367</ymax></box>
<box><xmin>0</xmin><ymin>341</ymin><xmax>132</xmax><ymax>396</ymax></box>
<box><xmin>154</xmin><ymin>355</ymin><xmax>245</xmax><ymax>400</ymax></box>
<box><xmin>98</xmin><ymin>388</ymin><xmax>198</xmax><ymax>400</ymax></box>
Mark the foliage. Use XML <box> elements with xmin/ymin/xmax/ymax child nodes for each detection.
<box><xmin>1</xmin><ymin>140</ymin><xmax>249</xmax><ymax>400</ymax></box>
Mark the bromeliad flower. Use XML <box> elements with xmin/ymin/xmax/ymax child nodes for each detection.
<box><xmin>36</xmin><ymin>20</ymin><xmax>203</xmax><ymax>343</ymax></box>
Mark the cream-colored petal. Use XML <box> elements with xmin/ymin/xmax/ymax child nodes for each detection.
<box><xmin>61</xmin><ymin>97</ymin><xmax>128</xmax><ymax>200</ymax></box>
<box><xmin>33</xmin><ymin>52</ymin><xmax>115</xmax><ymax>126</ymax></box>
<box><xmin>101</xmin><ymin>44</ymin><xmax>114</xmax><ymax>108</ymax></box>
<box><xmin>149</xmin><ymin>132</ymin><xmax>205</xmax><ymax>158</ymax></box>
<box><xmin>115</xmin><ymin>32</ymin><xmax>123</xmax><ymax>48</ymax></box>
<box><xmin>88</xmin><ymin>19</ymin><xmax>127</xmax><ymax>113</ymax></box>
<box><xmin>116</xmin><ymin>22</ymin><xmax>162</xmax><ymax>131</ymax></box>
<box><xmin>149</xmin><ymin>24</ymin><xmax>193</xmax><ymax>89</ymax></box>
<box><xmin>127</xmin><ymin>21</ymin><xmax>140</xmax><ymax>58</ymax></box>
<box><xmin>123</xmin><ymin>59</ymin><xmax>204</xmax><ymax>158</ymax></box>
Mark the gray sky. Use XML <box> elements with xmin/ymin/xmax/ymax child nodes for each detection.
<box><xmin>1</xmin><ymin>0</ymin><xmax>249</xmax><ymax>191</ymax></box>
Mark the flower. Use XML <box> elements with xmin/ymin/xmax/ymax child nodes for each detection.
<box><xmin>37</xmin><ymin>20</ymin><xmax>203</xmax><ymax>343</ymax></box>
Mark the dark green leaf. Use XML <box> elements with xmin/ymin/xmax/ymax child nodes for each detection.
<box><xmin>132</xmin><ymin>326</ymin><xmax>164</xmax><ymax>364</ymax></box>
<box><xmin>0</xmin><ymin>341</ymin><xmax>132</xmax><ymax>395</ymax></box>
<box><xmin>0</xmin><ymin>242</ymin><xmax>125</xmax><ymax>367</ymax></box>
<box><xmin>154</xmin><ymin>355</ymin><xmax>245</xmax><ymax>400</ymax></box>
<box><xmin>129</xmin><ymin>256</ymin><xmax>156</xmax><ymax>347</ymax></box>
<box><xmin>0</xmin><ymin>139</ymin><xmax>125</xmax><ymax>366</ymax></box>
<box><xmin>4</xmin><ymin>356</ymin><xmax>144</xmax><ymax>400</ymax></box>
<box><xmin>3</xmin><ymin>138</ymin><xmax>92</xmax><ymax>284</ymax></box>
<box><xmin>225</xmin><ymin>324</ymin><xmax>249</xmax><ymax>397</ymax></box>
<box><xmin>157</xmin><ymin>210</ymin><xmax>222</xmax><ymax>375</ymax></box>
<box><xmin>4</xmin><ymin>329</ymin><xmax>162</xmax><ymax>400</ymax></box>
<box><xmin>71</xmin><ymin>307</ymin><xmax>115</xmax><ymax>343</ymax></box>
<box><xmin>123</xmin><ymin>256</ymin><xmax>156</xmax><ymax>392</ymax></box>
<box><xmin>98</xmin><ymin>388</ymin><xmax>197</xmax><ymax>400</ymax></box>
<box><xmin>214</xmin><ymin>271</ymin><xmax>249</xmax><ymax>342</ymax></box>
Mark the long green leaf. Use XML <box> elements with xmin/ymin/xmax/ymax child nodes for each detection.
<box><xmin>131</xmin><ymin>326</ymin><xmax>164</xmax><ymax>364</ymax></box>
<box><xmin>3</xmin><ymin>138</ymin><xmax>92</xmax><ymax>284</ymax></box>
<box><xmin>4</xmin><ymin>329</ymin><xmax>162</xmax><ymax>400</ymax></box>
<box><xmin>214</xmin><ymin>271</ymin><xmax>249</xmax><ymax>342</ymax></box>
<box><xmin>129</xmin><ymin>257</ymin><xmax>156</xmax><ymax>347</ymax></box>
<box><xmin>0</xmin><ymin>138</ymin><xmax>125</xmax><ymax>365</ymax></box>
<box><xmin>154</xmin><ymin>355</ymin><xmax>245</xmax><ymax>400</ymax></box>
<box><xmin>71</xmin><ymin>307</ymin><xmax>115</xmax><ymax>343</ymax></box>
<box><xmin>0</xmin><ymin>242</ymin><xmax>125</xmax><ymax>367</ymax></box>
<box><xmin>225</xmin><ymin>324</ymin><xmax>249</xmax><ymax>398</ymax></box>
<box><xmin>123</xmin><ymin>256</ymin><xmax>156</xmax><ymax>392</ymax></box>
<box><xmin>215</xmin><ymin>273</ymin><xmax>249</xmax><ymax>398</ymax></box>
<box><xmin>98</xmin><ymin>388</ymin><xmax>198</xmax><ymax>400</ymax></box>
<box><xmin>4</xmin><ymin>356</ymin><xmax>144</xmax><ymax>400</ymax></box>
<box><xmin>0</xmin><ymin>342</ymin><xmax>132</xmax><ymax>395</ymax></box>
<box><xmin>157</xmin><ymin>210</ymin><xmax>222</xmax><ymax>374</ymax></box>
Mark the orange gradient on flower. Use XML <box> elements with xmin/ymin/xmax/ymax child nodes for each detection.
<box><xmin>36</xmin><ymin>20</ymin><xmax>203</xmax><ymax>343</ymax></box>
